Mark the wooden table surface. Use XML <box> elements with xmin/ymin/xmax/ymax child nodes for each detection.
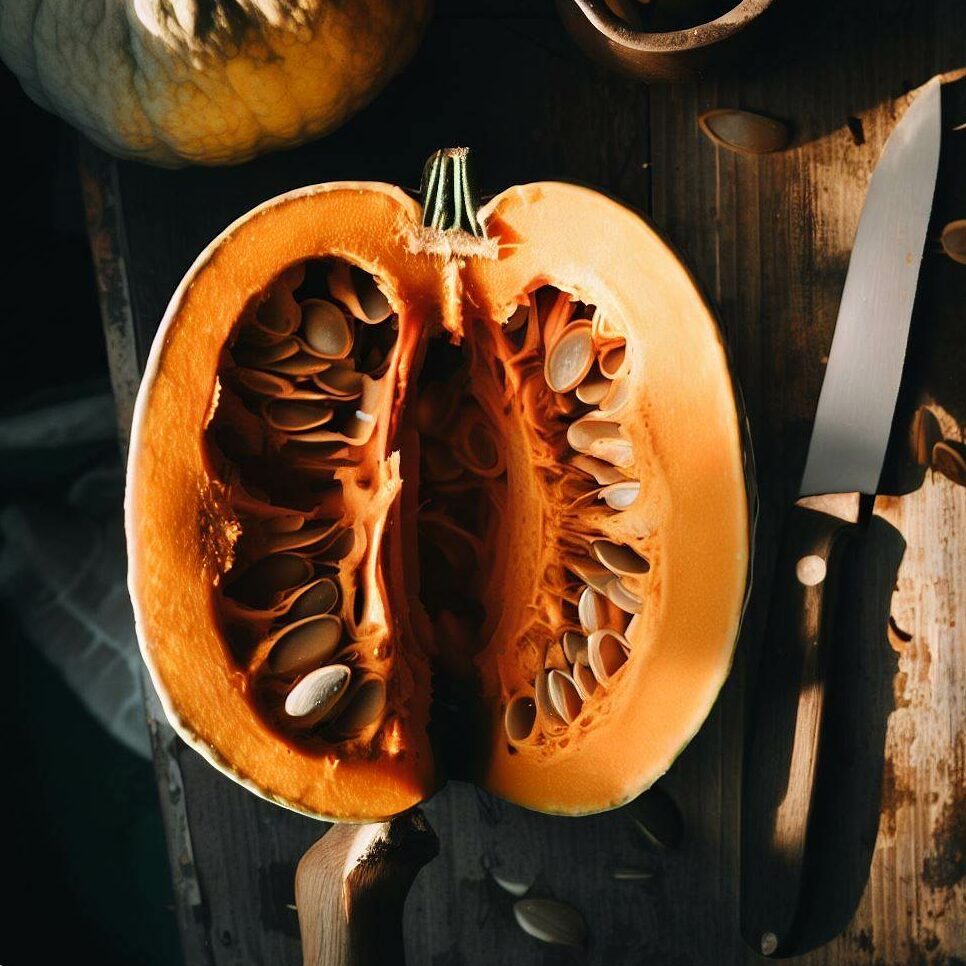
<box><xmin>82</xmin><ymin>1</ymin><xmax>966</xmax><ymax>963</ymax></box>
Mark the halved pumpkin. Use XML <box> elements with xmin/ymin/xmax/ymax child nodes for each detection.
<box><xmin>127</xmin><ymin>149</ymin><xmax>753</xmax><ymax>821</ymax></box>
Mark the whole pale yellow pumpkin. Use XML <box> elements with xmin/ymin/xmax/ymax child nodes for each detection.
<box><xmin>0</xmin><ymin>0</ymin><xmax>431</xmax><ymax>166</ymax></box>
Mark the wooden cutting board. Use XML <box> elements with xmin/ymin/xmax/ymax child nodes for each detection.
<box><xmin>83</xmin><ymin>1</ymin><xmax>965</xmax><ymax>961</ymax></box>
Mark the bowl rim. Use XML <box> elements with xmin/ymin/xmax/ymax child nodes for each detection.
<box><xmin>568</xmin><ymin>0</ymin><xmax>776</xmax><ymax>53</ymax></box>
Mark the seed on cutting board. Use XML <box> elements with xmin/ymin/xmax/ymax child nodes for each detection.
<box><xmin>624</xmin><ymin>784</ymin><xmax>684</xmax><ymax>850</ymax></box>
<box><xmin>513</xmin><ymin>898</ymin><xmax>587</xmax><ymax>947</ymax></box>
<box><xmin>490</xmin><ymin>870</ymin><xmax>534</xmax><ymax>897</ymax></box>
<box><xmin>284</xmin><ymin>664</ymin><xmax>352</xmax><ymax>724</ymax></box>
<box><xmin>698</xmin><ymin>108</ymin><xmax>791</xmax><ymax>155</ymax></box>
<box><xmin>611</xmin><ymin>867</ymin><xmax>655</xmax><ymax>881</ymax></box>
<box><xmin>940</xmin><ymin>219</ymin><xmax>966</xmax><ymax>264</ymax></box>
<box><xmin>932</xmin><ymin>440</ymin><xmax>966</xmax><ymax>486</ymax></box>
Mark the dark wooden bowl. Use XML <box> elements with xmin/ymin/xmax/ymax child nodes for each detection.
<box><xmin>556</xmin><ymin>0</ymin><xmax>779</xmax><ymax>83</ymax></box>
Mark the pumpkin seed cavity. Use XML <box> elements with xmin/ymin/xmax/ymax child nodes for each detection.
<box><xmin>205</xmin><ymin>271</ymin><xmax>652</xmax><ymax>758</ymax></box>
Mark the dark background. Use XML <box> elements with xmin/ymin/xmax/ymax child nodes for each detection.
<box><xmin>1</xmin><ymin>68</ymin><xmax>182</xmax><ymax>966</ymax></box>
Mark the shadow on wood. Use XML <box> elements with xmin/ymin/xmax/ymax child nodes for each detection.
<box><xmin>742</xmin><ymin>513</ymin><xmax>906</xmax><ymax>956</ymax></box>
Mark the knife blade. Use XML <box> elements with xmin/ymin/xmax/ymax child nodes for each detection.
<box><xmin>740</xmin><ymin>77</ymin><xmax>942</xmax><ymax>958</ymax></box>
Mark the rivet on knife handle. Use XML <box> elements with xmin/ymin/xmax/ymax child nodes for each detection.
<box><xmin>740</xmin><ymin>493</ymin><xmax>859</xmax><ymax>956</ymax></box>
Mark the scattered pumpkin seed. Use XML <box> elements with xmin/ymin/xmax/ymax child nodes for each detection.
<box><xmin>698</xmin><ymin>109</ymin><xmax>791</xmax><ymax>156</ymax></box>
<box><xmin>490</xmin><ymin>871</ymin><xmax>534</xmax><ymax>897</ymax></box>
<box><xmin>932</xmin><ymin>440</ymin><xmax>966</xmax><ymax>486</ymax></box>
<box><xmin>513</xmin><ymin>898</ymin><xmax>587</xmax><ymax>947</ymax></box>
<box><xmin>611</xmin><ymin>866</ymin><xmax>656</xmax><ymax>881</ymax></box>
<box><xmin>940</xmin><ymin>219</ymin><xmax>966</xmax><ymax>264</ymax></box>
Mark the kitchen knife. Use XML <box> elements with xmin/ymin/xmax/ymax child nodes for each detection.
<box><xmin>740</xmin><ymin>77</ymin><xmax>942</xmax><ymax>957</ymax></box>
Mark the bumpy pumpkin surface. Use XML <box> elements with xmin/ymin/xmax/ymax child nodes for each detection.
<box><xmin>127</xmin><ymin>150</ymin><xmax>752</xmax><ymax>820</ymax></box>
<box><xmin>0</xmin><ymin>0</ymin><xmax>430</xmax><ymax>166</ymax></box>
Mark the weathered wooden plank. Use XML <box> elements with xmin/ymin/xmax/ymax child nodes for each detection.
<box><xmin>648</xmin><ymin>0</ymin><xmax>966</xmax><ymax>961</ymax></box>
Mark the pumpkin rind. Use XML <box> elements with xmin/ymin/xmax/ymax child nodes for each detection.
<box><xmin>127</xmin><ymin>167</ymin><xmax>753</xmax><ymax>820</ymax></box>
<box><xmin>0</xmin><ymin>0</ymin><xmax>431</xmax><ymax>166</ymax></box>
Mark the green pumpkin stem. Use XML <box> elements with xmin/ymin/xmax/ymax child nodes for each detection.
<box><xmin>420</xmin><ymin>148</ymin><xmax>484</xmax><ymax>238</ymax></box>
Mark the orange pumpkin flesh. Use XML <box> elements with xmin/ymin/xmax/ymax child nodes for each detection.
<box><xmin>127</xmin><ymin>151</ymin><xmax>751</xmax><ymax>821</ymax></box>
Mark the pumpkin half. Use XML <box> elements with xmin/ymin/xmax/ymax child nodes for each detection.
<box><xmin>0</xmin><ymin>0</ymin><xmax>430</xmax><ymax>166</ymax></box>
<box><xmin>127</xmin><ymin>149</ymin><xmax>753</xmax><ymax>821</ymax></box>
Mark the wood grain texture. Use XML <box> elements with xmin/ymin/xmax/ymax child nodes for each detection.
<box><xmin>81</xmin><ymin>0</ymin><xmax>964</xmax><ymax>962</ymax></box>
<box><xmin>296</xmin><ymin>811</ymin><xmax>439</xmax><ymax>966</ymax></box>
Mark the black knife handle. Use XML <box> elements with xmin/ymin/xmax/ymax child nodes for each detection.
<box><xmin>740</xmin><ymin>493</ymin><xmax>860</xmax><ymax>957</ymax></box>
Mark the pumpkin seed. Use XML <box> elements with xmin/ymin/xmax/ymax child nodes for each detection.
<box><xmin>940</xmin><ymin>219</ymin><xmax>966</xmax><ymax>264</ymax></box>
<box><xmin>624</xmin><ymin>784</ymin><xmax>684</xmax><ymax>850</ymax></box>
<box><xmin>504</xmin><ymin>693</ymin><xmax>537</xmax><ymax>742</ymax></box>
<box><xmin>547</xmin><ymin>669</ymin><xmax>583</xmax><ymax>723</ymax></box>
<box><xmin>329</xmin><ymin>262</ymin><xmax>392</xmax><ymax>324</ymax></box>
<box><xmin>311</xmin><ymin>365</ymin><xmax>364</xmax><ymax>398</ymax></box>
<box><xmin>593</xmin><ymin>539</ymin><xmax>650</xmax><ymax>577</ymax></box>
<box><xmin>459</xmin><ymin>419</ymin><xmax>504</xmax><ymax>476</ymax></box>
<box><xmin>605</xmin><ymin>577</ymin><xmax>644</xmax><ymax>614</ymax></box>
<box><xmin>265</xmin><ymin>520</ymin><xmax>339</xmax><ymax>553</ymax></box>
<box><xmin>284</xmin><ymin>663</ymin><xmax>351</xmax><ymax>724</ymax></box>
<box><xmin>592</xmin><ymin>310</ymin><xmax>624</xmax><ymax>343</ymax></box>
<box><xmin>567</xmin><ymin>416</ymin><xmax>621</xmax><ymax>453</ymax></box>
<box><xmin>577</xmin><ymin>585</ymin><xmax>608</xmax><ymax>633</ymax></box>
<box><xmin>534</xmin><ymin>669</ymin><xmax>566</xmax><ymax>731</ymax></box>
<box><xmin>268</xmin><ymin>614</ymin><xmax>343</xmax><ymax>675</ymax></box>
<box><xmin>598</xmin><ymin>377</ymin><xmax>631</xmax><ymax>416</ymax></box>
<box><xmin>232</xmin><ymin>337</ymin><xmax>299</xmax><ymax>368</ymax></box>
<box><xmin>911</xmin><ymin>406</ymin><xmax>943</xmax><ymax>466</ymax></box>
<box><xmin>611</xmin><ymin>867</ymin><xmax>655</xmax><ymax>881</ymax></box>
<box><xmin>545</xmin><ymin>320</ymin><xmax>596</xmax><ymax>393</ymax></box>
<box><xmin>336</xmin><ymin>675</ymin><xmax>387</xmax><ymax>731</ymax></box>
<box><xmin>599</xmin><ymin>480</ymin><xmax>640</xmax><ymax>510</ymax></box>
<box><xmin>264</xmin><ymin>352</ymin><xmax>334</xmax><ymax>376</ymax></box>
<box><xmin>932</xmin><ymin>440</ymin><xmax>966</xmax><ymax>486</ymax></box>
<box><xmin>569</xmin><ymin>558</ymin><xmax>615</xmax><ymax>595</ymax></box>
<box><xmin>587</xmin><ymin>628</ymin><xmax>630</xmax><ymax>685</ymax></box>
<box><xmin>597</xmin><ymin>339</ymin><xmax>627</xmax><ymax>379</ymax></box>
<box><xmin>513</xmin><ymin>898</ymin><xmax>586</xmax><ymax>947</ymax></box>
<box><xmin>572</xmin><ymin>662</ymin><xmax>598</xmax><ymax>699</ymax></box>
<box><xmin>570</xmin><ymin>454</ymin><xmax>626</xmax><ymax>486</ymax></box>
<box><xmin>286</xmin><ymin>578</ymin><xmax>339</xmax><ymax>621</ymax></box>
<box><xmin>233</xmin><ymin>367</ymin><xmax>294</xmax><ymax>397</ymax></box>
<box><xmin>698</xmin><ymin>108</ymin><xmax>791</xmax><ymax>155</ymax></box>
<box><xmin>562</xmin><ymin>630</ymin><xmax>586</xmax><ymax>665</ymax></box>
<box><xmin>225</xmin><ymin>553</ymin><xmax>313</xmax><ymax>609</ymax></box>
<box><xmin>264</xmin><ymin>400</ymin><xmax>335</xmax><ymax>432</ymax></box>
<box><xmin>575</xmin><ymin>366</ymin><xmax>611</xmax><ymax>404</ymax></box>
<box><xmin>490</xmin><ymin>871</ymin><xmax>533</xmax><ymax>897</ymax></box>
<box><xmin>300</xmin><ymin>299</ymin><xmax>354</xmax><ymax>358</ymax></box>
